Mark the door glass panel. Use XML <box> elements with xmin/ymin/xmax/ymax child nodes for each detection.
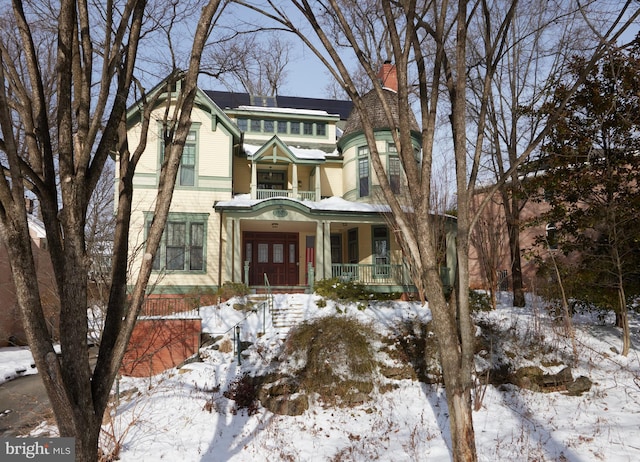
<box><xmin>273</xmin><ymin>244</ymin><xmax>284</xmax><ymax>263</ymax></box>
<box><xmin>289</xmin><ymin>243</ymin><xmax>296</xmax><ymax>263</ymax></box>
<box><xmin>373</xmin><ymin>226</ymin><xmax>389</xmax><ymax>276</ymax></box>
<box><xmin>258</xmin><ymin>243</ymin><xmax>269</xmax><ymax>263</ymax></box>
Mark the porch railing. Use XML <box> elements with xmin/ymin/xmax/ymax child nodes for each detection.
<box><xmin>331</xmin><ymin>263</ymin><xmax>410</xmax><ymax>286</ymax></box>
<box><xmin>331</xmin><ymin>263</ymin><xmax>453</xmax><ymax>288</ymax></box>
<box><xmin>256</xmin><ymin>188</ymin><xmax>316</xmax><ymax>201</ymax></box>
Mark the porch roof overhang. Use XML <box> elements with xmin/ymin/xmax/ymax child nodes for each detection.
<box><xmin>214</xmin><ymin>195</ymin><xmax>391</xmax><ymax>220</ymax></box>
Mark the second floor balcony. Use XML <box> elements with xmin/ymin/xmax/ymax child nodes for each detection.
<box><xmin>250</xmin><ymin>163</ymin><xmax>321</xmax><ymax>202</ymax></box>
<box><xmin>256</xmin><ymin>188</ymin><xmax>317</xmax><ymax>201</ymax></box>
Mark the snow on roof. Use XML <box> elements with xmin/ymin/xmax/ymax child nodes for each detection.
<box><xmin>244</xmin><ymin>143</ymin><xmax>332</xmax><ymax>161</ymax></box>
<box><xmin>243</xmin><ymin>144</ymin><xmax>260</xmax><ymax>157</ymax></box>
<box><xmin>216</xmin><ymin>194</ymin><xmax>456</xmax><ymax>220</ymax></box>
<box><xmin>288</xmin><ymin>146</ymin><xmax>328</xmax><ymax>160</ymax></box>
<box><xmin>216</xmin><ymin>194</ymin><xmax>389</xmax><ymax>213</ymax></box>
<box><xmin>315</xmin><ymin>196</ymin><xmax>389</xmax><ymax>212</ymax></box>
<box><xmin>237</xmin><ymin>105</ymin><xmax>337</xmax><ymax>117</ymax></box>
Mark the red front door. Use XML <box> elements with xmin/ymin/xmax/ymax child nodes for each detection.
<box><xmin>244</xmin><ymin>232</ymin><xmax>299</xmax><ymax>286</ymax></box>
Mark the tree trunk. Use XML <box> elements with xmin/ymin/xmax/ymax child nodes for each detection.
<box><xmin>0</xmin><ymin>2</ymin><xmax>225</xmax><ymax>459</ymax></box>
<box><xmin>616</xmin><ymin>276</ymin><xmax>630</xmax><ymax>356</ymax></box>
<box><xmin>507</xmin><ymin>214</ymin><xmax>526</xmax><ymax>307</ymax></box>
<box><xmin>1</xmin><ymin>211</ymin><xmax>101</xmax><ymax>461</ymax></box>
<box><xmin>427</xmin><ymin>266</ymin><xmax>477</xmax><ymax>462</ymax></box>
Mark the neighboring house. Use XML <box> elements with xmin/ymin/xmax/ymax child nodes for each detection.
<box><xmin>468</xmin><ymin>187</ymin><xmax>561</xmax><ymax>293</ymax></box>
<box><xmin>122</xmin><ymin>64</ymin><xmax>457</xmax><ymax>299</ymax></box>
<box><xmin>0</xmin><ymin>204</ymin><xmax>59</xmax><ymax>346</ymax></box>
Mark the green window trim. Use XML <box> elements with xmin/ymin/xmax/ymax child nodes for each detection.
<box><xmin>388</xmin><ymin>156</ymin><xmax>401</xmax><ymax>194</ymax></box>
<box><xmin>358</xmin><ymin>146</ymin><xmax>370</xmax><ymax>198</ymax></box>
<box><xmin>158</xmin><ymin>124</ymin><xmax>201</xmax><ymax>188</ymax></box>
<box><xmin>236</xmin><ymin>117</ymin><xmax>329</xmax><ymax>138</ymax></box>
<box><xmin>144</xmin><ymin>212</ymin><xmax>209</xmax><ymax>274</ymax></box>
<box><xmin>371</xmin><ymin>225</ymin><xmax>390</xmax><ymax>278</ymax></box>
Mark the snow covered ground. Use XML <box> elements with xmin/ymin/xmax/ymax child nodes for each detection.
<box><xmin>0</xmin><ymin>347</ymin><xmax>38</xmax><ymax>385</ymax></box>
<box><xmin>3</xmin><ymin>293</ymin><xmax>640</xmax><ymax>461</ymax></box>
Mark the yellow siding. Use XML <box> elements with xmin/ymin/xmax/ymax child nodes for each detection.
<box><xmin>322</xmin><ymin>163</ymin><xmax>343</xmax><ymax>197</ymax></box>
<box><xmin>233</xmin><ymin>157</ymin><xmax>251</xmax><ymax>195</ymax></box>
<box><xmin>124</xmin><ymin>104</ymin><xmax>236</xmax><ymax>292</ymax></box>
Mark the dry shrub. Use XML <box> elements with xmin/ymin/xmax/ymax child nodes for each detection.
<box><xmin>280</xmin><ymin>316</ymin><xmax>379</xmax><ymax>406</ymax></box>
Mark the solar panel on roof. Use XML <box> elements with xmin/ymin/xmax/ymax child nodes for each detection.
<box><xmin>250</xmin><ymin>95</ymin><xmax>278</xmax><ymax>107</ymax></box>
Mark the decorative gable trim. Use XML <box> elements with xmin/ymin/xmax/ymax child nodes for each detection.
<box><xmin>125</xmin><ymin>72</ymin><xmax>241</xmax><ymax>141</ymax></box>
<box><xmin>249</xmin><ymin>135</ymin><xmax>326</xmax><ymax>165</ymax></box>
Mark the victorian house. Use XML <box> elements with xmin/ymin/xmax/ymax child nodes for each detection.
<box><xmin>121</xmin><ymin>65</ymin><xmax>457</xmax><ymax>299</ymax></box>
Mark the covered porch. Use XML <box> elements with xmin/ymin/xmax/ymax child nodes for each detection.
<box><xmin>214</xmin><ymin>198</ymin><xmax>457</xmax><ymax>294</ymax></box>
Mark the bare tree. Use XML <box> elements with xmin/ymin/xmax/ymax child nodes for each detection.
<box><xmin>203</xmin><ymin>32</ymin><xmax>291</xmax><ymax>95</ymax></box>
<box><xmin>239</xmin><ymin>1</ymin><xmax>640</xmax><ymax>460</ymax></box>
<box><xmin>468</xmin><ymin>0</ymin><xmax>601</xmax><ymax>307</ymax></box>
<box><xmin>470</xmin><ymin>192</ymin><xmax>508</xmax><ymax>308</ymax></box>
<box><xmin>471</xmin><ymin>0</ymin><xmax>640</xmax><ymax>308</ymax></box>
<box><xmin>0</xmin><ymin>1</ymin><xmax>226</xmax><ymax>460</ymax></box>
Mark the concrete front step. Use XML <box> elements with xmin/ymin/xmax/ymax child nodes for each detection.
<box><xmin>271</xmin><ymin>301</ymin><xmax>305</xmax><ymax>338</ymax></box>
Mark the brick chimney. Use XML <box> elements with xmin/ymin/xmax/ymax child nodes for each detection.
<box><xmin>378</xmin><ymin>61</ymin><xmax>398</xmax><ymax>92</ymax></box>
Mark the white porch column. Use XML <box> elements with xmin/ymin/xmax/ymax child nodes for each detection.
<box><xmin>315</xmin><ymin>166</ymin><xmax>321</xmax><ymax>201</ymax></box>
<box><xmin>323</xmin><ymin>220</ymin><xmax>332</xmax><ymax>279</ymax></box>
<box><xmin>292</xmin><ymin>164</ymin><xmax>298</xmax><ymax>198</ymax></box>
<box><xmin>314</xmin><ymin>220</ymin><xmax>332</xmax><ymax>280</ymax></box>
<box><xmin>224</xmin><ymin>217</ymin><xmax>233</xmax><ymax>283</ymax></box>
<box><xmin>233</xmin><ymin>218</ymin><xmax>242</xmax><ymax>282</ymax></box>
<box><xmin>315</xmin><ymin>220</ymin><xmax>323</xmax><ymax>279</ymax></box>
<box><xmin>250</xmin><ymin>162</ymin><xmax>257</xmax><ymax>199</ymax></box>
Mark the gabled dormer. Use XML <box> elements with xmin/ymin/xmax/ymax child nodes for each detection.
<box><xmin>243</xmin><ymin>135</ymin><xmax>325</xmax><ymax>201</ymax></box>
<box><xmin>124</xmin><ymin>74</ymin><xmax>242</xmax><ymax>194</ymax></box>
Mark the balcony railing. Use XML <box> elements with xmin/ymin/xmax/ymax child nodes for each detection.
<box><xmin>297</xmin><ymin>190</ymin><xmax>316</xmax><ymax>201</ymax></box>
<box><xmin>256</xmin><ymin>188</ymin><xmax>317</xmax><ymax>201</ymax></box>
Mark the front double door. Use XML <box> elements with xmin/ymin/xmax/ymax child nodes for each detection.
<box><xmin>244</xmin><ymin>232</ymin><xmax>299</xmax><ymax>286</ymax></box>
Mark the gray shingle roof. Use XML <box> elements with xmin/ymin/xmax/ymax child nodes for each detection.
<box><xmin>341</xmin><ymin>89</ymin><xmax>420</xmax><ymax>139</ymax></box>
